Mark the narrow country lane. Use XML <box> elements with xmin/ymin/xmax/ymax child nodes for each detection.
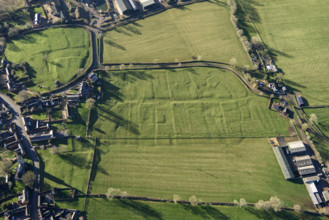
<box><xmin>0</xmin><ymin>94</ymin><xmax>40</xmax><ymax>220</ymax></box>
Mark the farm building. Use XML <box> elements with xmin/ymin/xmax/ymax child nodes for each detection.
<box><xmin>322</xmin><ymin>190</ymin><xmax>329</xmax><ymax>202</ymax></box>
<box><xmin>296</xmin><ymin>96</ymin><xmax>304</xmax><ymax>107</ymax></box>
<box><xmin>303</xmin><ymin>175</ymin><xmax>320</xmax><ymax>183</ymax></box>
<box><xmin>138</xmin><ymin>0</ymin><xmax>156</xmax><ymax>8</ymax></box>
<box><xmin>272</xmin><ymin>146</ymin><xmax>295</xmax><ymax>180</ymax></box>
<box><xmin>287</xmin><ymin>141</ymin><xmax>306</xmax><ymax>154</ymax></box>
<box><xmin>88</xmin><ymin>72</ymin><xmax>98</xmax><ymax>83</ymax></box>
<box><xmin>298</xmin><ymin>165</ymin><xmax>316</xmax><ymax>176</ymax></box>
<box><xmin>304</xmin><ymin>181</ymin><xmax>321</xmax><ymax>206</ymax></box>
<box><xmin>114</xmin><ymin>0</ymin><xmax>138</xmax><ymax>15</ymax></box>
<box><xmin>276</xmin><ymin>136</ymin><xmax>287</xmax><ymax>147</ymax></box>
<box><xmin>293</xmin><ymin>155</ymin><xmax>313</xmax><ymax>167</ymax></box>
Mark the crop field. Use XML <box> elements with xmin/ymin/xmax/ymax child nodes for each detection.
<box><xmin>92</xmin><ymin>68</ymin><xmax>288</xmax><ymax>138</ymax></box>
<box><xmin>90</xmin><ymin>138</ymin><xmax>311</xmax><ymax>208</ymax></box>
<box><xmin>38</xmin><ymin>139</ymin><xmax>93</xmax><ymax>192</ymax></box>
<box><xmin>5</xmin><ymin>28</ymin><xmax>91</xmax><ymax>92</ymax></box>
<box><xmin>241</xmin><ymin>0</ymin><xmax>329</xmax><ymax>105</ymax></box>
<box><xmin>102</xmin><ymin>1</ymin><xmax>251</xmax><ymax>66</ymax></box>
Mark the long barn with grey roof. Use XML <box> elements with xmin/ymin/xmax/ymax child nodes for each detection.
<box><xmin>272</xmin><ymin>146</ymin><xmax>295</xmax><ymax>180</ymax></box>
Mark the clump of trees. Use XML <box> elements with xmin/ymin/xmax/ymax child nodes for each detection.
<box><xmin>227</xmin><ymin>0</ymin><xmax>251</xmax><ymax>52</ymax></box>
<box><xmin>106</xmin><ymin>188</ymin><xmax>128</xmax><ymax>200</ymax></box>
<box><xmin>189</xmin><ymin>195</ymin><xmax>202</xmax><ymax>206</ymax></box>
<box><xmin>21</xmin><ymin>170</ymin><xmax>36</xmax><ymax>188</ymax></box>
<box><xmin>233</xmin><ymin>198</ymin><xmax>247</xmax><ymax>207</ymax></box>
<box><xmin>173</xmin><ymin>194</ymin><xmax>181</xmax><ymax>204</ymax></box>
<box><xmin>255</xmin><ymin>196</ymin><xmax>283</xmax><ymax>212</ymax></box>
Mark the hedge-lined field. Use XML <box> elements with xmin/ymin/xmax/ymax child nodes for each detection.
<box><xmin>102</xmin><ymin>1</ymin><xmax>251</xmax><ymax>66</ymax></box>
<box><xmin>92</xmin><ymin>68</ymin><xmax>288</xmax><ymax>138</ymax></box>
<box><xmin>90</xmin><ymin>138</ymin><xmax>311</xmax><ymax>208</ymax></box>
<box><xmin>5</xmin><ymin>27</ymin><xmax>91</xmax><ymax>92</ymax></box>
<box><xmin>241</xmin><ymin>0</ymin><xmax>329</xmax><ymax>105</ymax></box>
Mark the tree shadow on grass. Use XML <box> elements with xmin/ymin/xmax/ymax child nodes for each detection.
<box><xmin>58</xmin><ymin>153</ymin><xmax>91</xmax><ymax>169</ymax></box>
<box><xmin>122</xmin><ymin>25</ymin><xmax>142</xmax><ymax>35</ymax></box>
<box><xmin>90</xmin><ymin>146</ymin><xmax>109</xmax><ymax>182</ymax></box>
<box><xmin>200</xmin><ymin>206</ymin><xmax>229</xmax><ymax>220</ymax></box>
<box><xmin>43</xmin><ymin>171</ymin><xmax>72</xmax><ymax>188</ymax></box>
<box><xmin>104</xmin><ymin>39</ymin><xmax>126</xmax><ymax>51</ymax></box>
<box><xmin>114</xmin><ymin>199</ymin><xmax>163</xmax><ymax>219</ymax></box>
<box><xmin>209</xmin><ymin>0</ymin><xmax>227</xmax><ymax>7</ymax></box>
<box><xmin>113</xmin><ymin>27</ymin><xmax>133</xmax><ymax>37</ymax></box>
<box><xmin>97</xmin><ymin>106</ymin><xmax>140</xmax><ymax>135</ymax></box>
<box><xmin>101</xmin><ymin>79</ymin><xmax>124</xmax><ymax>102</ymax></box>
<box><xmin>240</xmin><ymin>0</ymin><xmax>263</xmax><ymax>23</ymax></box>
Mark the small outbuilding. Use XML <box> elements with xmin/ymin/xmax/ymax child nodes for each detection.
<box><xmin>296</xmin><ymin>96</ymin><xmax>304</xmax><ymax>107</ymax></box>
<box><xmin>287</xmin><ymin>141</ymin><xmax>306</xmax><ymax>154</ymax></box>
<box><xmin>322</xmin><ymin>190</ymin><xmax>329</xmax><ymax>202</ymax></box>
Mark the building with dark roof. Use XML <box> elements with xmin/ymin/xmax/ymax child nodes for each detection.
<box><xmin>88</xmin><ymin>72</ymin><xmax>99</xmax><ymax>83</ymax></box>
<box><xmin>296</xmin><ymin>96</ymin><xmax>304</xmax><ymax>107</ymax></box>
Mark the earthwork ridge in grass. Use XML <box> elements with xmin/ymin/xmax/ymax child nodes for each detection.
<box><xmin>5</xmin><ymin>27</ymin><xmax>91</xmax><ymax>92</ymax></box>
<box><xmin>91</xmin><ymin>67</ymin><xmax>288</xmax><ymax>138</ymax></box>
<box><xmin>102</xmin><ymin>1</ymin><xmax>251</xmax><ymax>67</ymax></box>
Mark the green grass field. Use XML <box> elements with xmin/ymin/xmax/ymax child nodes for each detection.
<box><xmin>304</xmin><ymin>108</ymin><xmax>329</xmax><ymax>161</ymax></box>
<box><xmin>38</xmin><ymin>139</ymin><xmax>93</xmax><ymax>192</ymax></box>
<box><xmin>90</xmin><ymin>138</ymin><xmax>311</xmax><ymax>208</ymax></box>
<box><xmin>102</xmin><ymin>1</ymin><xmax>251</xmax><ymax>66</ymax></box>
<box><xmin>0</xmin><ymin>0</ymin><xmax>25</xmax><ymax>14</ymax></box>
<box><xmin>5</xmin><ymin>28</ymin><xmax>91</xmax><ymax>92</ymax></box>
<box><xmin>84</xmin><ymin>198</ymin><xmax>322</xmax><ymax>220</ymax></box>
<box><xmin>241</xmin><ymin>0</ymin><xmax>329</xmax><ymax>105</ymax></box>
<box><xmin>92</xmin><ymin>68</ymin><xmax>288</xmax><ymax>138</ymax></box>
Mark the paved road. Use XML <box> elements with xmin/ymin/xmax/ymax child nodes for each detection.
<box><xmin>0</xmin><ymin>94</ymin><xmax>40</xmax><ymax>220</ymax></box>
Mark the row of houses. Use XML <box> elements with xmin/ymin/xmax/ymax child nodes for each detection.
<box><xmin>0</xmin><ymin>125</ymin><xmax>25</xmax><ymax>156</ymax></box>
<box><xmin>23</xmin><ymin>117</ymin><xmax>55</xmax><ymax>143</ymax></box>
<box><xmin>20</xmin><ymin>96</ymin><xmax>62</xmax><ymax>114</ymax></box>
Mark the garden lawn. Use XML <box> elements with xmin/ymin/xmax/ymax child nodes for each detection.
<box><xmin>90</xmin><ymin>138</ymin><xmax>311</xmax><ymax>208</ymax></box>
<box><xmin>85</xmin><ymin>198</ymin><xmax>321</xmax><ymax>220</ymax></box>
<box><xmin>92</xmin><ymin>68</ymin><xmax>289</xmax><ymax>138</ymax></box>
<box><xmin>5</xmin><ymin>27</ymin><xmax>91</xmax><ymax>92</ymax></box>
<box><xmin>102</xmin><ymin>1</ymin><xmax>251</xmax><ymax>66</ymax></box>
<box><xmin>241</xmin><ymin>0</ymin><xmax>329</xmax><ymax>105</ymax></box>
<box><xmin>38</xmin><ymin>138</ymin><xmax>93</xmax><ymax>192</ymax></box>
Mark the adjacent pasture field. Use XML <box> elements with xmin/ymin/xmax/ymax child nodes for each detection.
<box><xmin>5</xmin><ymin>28</ymin><xmax>91</xmax><ymax>92</ymax></box>
<box><xmin>304</xmin><ymin>108</ymin><xmax>329</xmax><ymax>161</ymax></box>
<box><xmin>38</xmin><ymin>139</ymin><xmax>93</xmax><ymax>192</ymax></box>
<box><xmin>242</xmin><ymin>0</ymin><xmax>329</xmax><ymax>105</ymax></box>
<box><xmin>90</xmin><ymin>138</ymin><xmax>311</xmax><ymax>208</ymax></box>
<box><xmin>0</xmin><ymin>0</ymin><xmax>25</xmax><ymax>14</ymax></box>
<box><xmin>85</xmin><ymin>198</ymin><xmax>320</xmax><ymax>220</ymax></box>
<box><xmin>102</xmin><ymin>1</ymin><xmax>251</xmax><ymax>66</ymax></box>
<box><xmin>92</xmin><ymin>68</ymin><xmax>288</xmax><ymax>138</ymax></box>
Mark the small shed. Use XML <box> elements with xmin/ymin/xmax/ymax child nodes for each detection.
<box><xmin>296</xmin><ymin>96</ymin><xmax>304</xmax><ymax>107</ymax></box>
<box><xmin>287</xmin><ymin>141</ymin><xmax>306</xmax><ymax>154</ymax></box>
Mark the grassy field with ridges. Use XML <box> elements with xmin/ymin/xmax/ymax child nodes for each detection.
<box><xmin>102</xmin><ymin>1</ymin><xmax>251</xmax><ymax>66</ymax></box>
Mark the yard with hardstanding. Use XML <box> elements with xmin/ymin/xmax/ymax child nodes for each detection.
<box><xmin>90</xmin><ymin>138</ymin><xmax>311</xmax><ymax>208</ymax></box>
<box><xmin>102</xmin><ymin>1</ymin><xmax>251</xmax><ymax>66</ymax></box>
<box><xmin>5</xmin><ymin>27</ymin><xmax>91</xmax><ymax>92</ymax></box>
<box><xmin>241</xmin><ymin>0</ymin><xmax>329</xmax><ymax>105</ymax></box>
<box><xmin>91</xmin><ymin>68</ymin><xmax>289</xmax><ymax>138</ymax></box>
